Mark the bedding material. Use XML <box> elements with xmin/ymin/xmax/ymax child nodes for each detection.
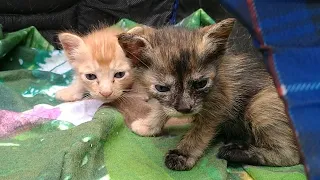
<box><xmin>0</xmin><ymin>9</ymin><xmax>306</xmax><ymax>180</ymax></box>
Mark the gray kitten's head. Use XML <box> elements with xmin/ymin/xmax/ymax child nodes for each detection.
<box><xmin>118</xmin><ymin>19</ymin><xmax>235</xmax><ymax>117</ymax></box>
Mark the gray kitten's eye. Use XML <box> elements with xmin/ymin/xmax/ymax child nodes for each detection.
<box><xmin>193</xmin><ymin>79</ymin><xmax>208</xmax><ymax>89</ymax></box>
<box><xmin>85</xmin><ymin>74</ymin><xmax>97</xmax><ymax>80</ymax></box>
<box><xmin>114</xmin><ymin>72</ymin><xmax>125</xmax><ymax>78</ymax></box>
<box><xmin>155</xmin><ymin>85</ymin><xmax>170</xmax><ymax>92</ymax></box>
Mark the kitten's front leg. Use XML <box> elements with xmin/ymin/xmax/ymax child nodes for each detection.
<box><xmin>112</xmin><ymin>96</ymin><xmax>168</xmax><ymax>136</ymax></box>
<box><xmin>165</xmin><ymin>115</ymin><xmax>218</xmax><ymax>171</ymax></box>
<box><xmin>131</xmin><ymin>99</ymin><xmax>169</xmax><ymax>136</ymax></box>
<box><xmin>55</xmin><ymin>80</ymin><xmax>85</xmax><ymax>102</ymax></box>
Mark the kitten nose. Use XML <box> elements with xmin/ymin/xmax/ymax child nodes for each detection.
<box><xmin>100</xmin><ymin>91</ymin><xmax>112</xmax><ymax>97</ymax></box>
<box><xmin>176</xmin><ymin>104</ymin><xmax>192</xmax><ymax>114</ymax></box>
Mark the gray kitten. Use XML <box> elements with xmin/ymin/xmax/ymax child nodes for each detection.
<box><xmin>117</xmin><ymin>19</ymin><xmax>300</xmax><ymax>170</ymax></box>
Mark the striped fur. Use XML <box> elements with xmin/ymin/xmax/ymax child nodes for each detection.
<box><xmin>118</xmin><ymin>18</ymin><xmax>300</xmax><ymax>170</ymax></box>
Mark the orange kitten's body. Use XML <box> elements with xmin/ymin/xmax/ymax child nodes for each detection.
<box><xmin>56</xmin><ymin>27</ymin><xmax>133</xmax><ymax>102</ymax></box>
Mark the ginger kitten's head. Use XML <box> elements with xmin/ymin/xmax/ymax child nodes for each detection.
<box><xmin>59</xmin><ymin>27</ymin><xmax>133</xmax><ymax>102</ymax></box>
<box><xmin>117</xmin><ymin>19</ymin><xmax>235</xmax><ymax>117</ymax></box>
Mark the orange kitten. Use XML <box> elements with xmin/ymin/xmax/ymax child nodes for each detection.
<box><xmin>55</xmin><ymin>27</ymin><xmax>133</xmax><ymax>102</ymax></box>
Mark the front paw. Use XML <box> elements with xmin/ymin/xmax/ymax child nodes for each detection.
<box><xmin>217</xmin><ymin>141</ymin><xmax>252</xmax><ymax>163</ymax></box>
<box><xmin>55</xmin><ymin>88</ymin><xmax>83</xmax><ymax>102</ymax></box>
<box><xmin>165</xmin><ymin>149</ymin><xmax>195</xmax><ymax>171</ymax></box>
<box><xmin>139</xmin><ymin>94</ymin><xmax>150</xmax><ymax>102</ymax></box>
<box><xmin>130</xmin><ymin>119</ymin><xmax>161</xmax><ymax>136</ymax></box>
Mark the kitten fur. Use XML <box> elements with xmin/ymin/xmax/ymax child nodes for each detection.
<box><xmin>117</xmin><ymin>19</ymin><xmax>301</xmax><ymax>170</ymax></box>
<box><xmin>56</xmin><ymin>26</ymin><xmax>159</xmax><ymax>135</ymax></box>
<box><xmin>56</xmin><ymin>27</ymin><xmax>134</xmax><ymax>102</ymax></box>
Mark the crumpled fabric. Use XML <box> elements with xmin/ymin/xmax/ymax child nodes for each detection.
<box><xmin>0</xmin><ymin>9</ymin><xmax>306</xmax><ymax>180</ymax></box>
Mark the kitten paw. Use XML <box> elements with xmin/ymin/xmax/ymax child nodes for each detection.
<box><xmin>135</xmin><ymin>94</ymin><xmax>149</xmax><ymax>101</ymax></box>
<box><xmin>220</xmin><ymin>141</ymin><xmax>248</xmax><ymax>151</ymax></box>
<box><xmin>141</xmin><ymin>95</ymin><xmax>150</xmax><ymax>101</ymax></box>
<box><xmin>131</xmin><ymin>119</ymin><xmax>161</xmax><ymax>136</ymax></box>
<box><xmin>217</xmin><ymin>142</ymin><xmax>256</xmax><ymax>164</ymax></box>
<box><xmin>55</xmin><ymin>89</ymin><xmax>83</xmax><ymax>102</ymax></box>
<box><xmin>165</xmin><ymin>149</ymin><xmax>194</xmax><ymax>171</ymax></box>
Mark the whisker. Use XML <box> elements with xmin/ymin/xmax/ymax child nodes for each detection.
<box><xmin>123</xmin><ymin>49</ymin><xmax>150</xmax><ymax>69</ymax></box>
<box><xmin>122</xmin><ymin>86</ymin><xmax>150</xmax><ymax>92</ymax></box>
<box><xmin>200</xmin><ymin>108</ymin><xmax>216</xmax><ymax>118</ymax></box>
<box><xmin>122</xmin><ymin>90</ymin><xmax>147</xmax><ymax>93</ymax></box>
<box><xmin>118</xmin><ymin>96</ymin><xmax>130</xmax><ymax>104</ymax></box>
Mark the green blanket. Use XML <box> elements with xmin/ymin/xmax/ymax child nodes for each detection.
<box><xmin>0</xmin><ymin>9</ymin><xmax>306</xmax><ymax>180</ymax></box>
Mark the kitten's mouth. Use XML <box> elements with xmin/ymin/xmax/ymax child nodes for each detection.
<box><xmin>91</xmin><ymin>92</ymin><xmax>124</xmax><ymax>103</ymax></box>
<box><xmin>163</xmin><ymin>107</ymin><xmax>199</xmax><ymax>118</ymax></box>
<box><xmin>93</xmin><ymin>94</ymin><xmax>118</xmax><ymax>103</ymax></box>
<box><xmin>171</xmin><ymin>112</ymin><xmax>196</xmax><ymax>118</ymax></box>
<box><xmin>101</xmin><ymin>96</ymin><xmax>119</xmax><ymax>103</ymax></box>
<box><xmin>102</xmin><ymin>98</ymin><xmax>114</xmax><ymax>103</ymax></box>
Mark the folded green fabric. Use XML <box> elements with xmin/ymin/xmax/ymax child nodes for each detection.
<box><xmin>0</xmin><ymin>9</ymin><xmax>306</xmax><ymax>180</ymax></box>
<box><xmin>0</xmin><ymin>25</ymin><xmax>54</xmax><ymax>71</ymax></box>
<box><xmin>104</xmin><ymin>119</ymin><xmax>306</xmax><ymax>180</ymax></box>
<box><xmin>104</xmin><ymin>122</ymin><xmax>228</xmax><ymax>180</ymax></box>
<box><xmin>0</xmin><ymin>107</ymin><xmax>120</xmax><ymax>180</ymax></box>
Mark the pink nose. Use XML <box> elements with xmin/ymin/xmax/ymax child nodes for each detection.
<box><xmin>99</xmin><ymin>91</ymin><xmax>112</xmax><ymax>97</ymax></box>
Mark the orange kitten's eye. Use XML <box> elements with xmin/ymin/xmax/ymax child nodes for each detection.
<box><xmin>85</xmin><ymin>74</ymin><xmax>97</xmax><ymax>80</ymax></box>
<box><xmin>114</xmin><ymin>72</ymin><xmax>125</xmax><ymax>78</ymax></box>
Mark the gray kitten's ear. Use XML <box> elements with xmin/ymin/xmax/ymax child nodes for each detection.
<box><xmin>200</xmin><ymin>18</ymin><xmax>236</xmax><ymax>52</ymax></box>
<box><xmin>117</xmin><ymin>32</ymin><xmax>151</xmax><ymax>65</ymax></box>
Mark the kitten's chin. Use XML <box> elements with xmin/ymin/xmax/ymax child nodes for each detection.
<box><xmin>92</xmin><ymin>95</ymin><xmax>120</xmax><ymax>103</ymax></box>
<box><xmin>101</xmin><ymin>98</ymin><xmax>115</xmax><ymax>103</ymax></box>
<box><xmin>163</xmin><ymin>107</ymin><xmax>199</xmax><ymax>118</ymax></box>
<box><xmin>102</xmin><ymin>97</ymin><xmax>121</xmax><ymax>103</ymax></box>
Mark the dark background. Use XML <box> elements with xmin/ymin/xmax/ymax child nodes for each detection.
<box><xmin>0</xmin><ymin>0</ymin><xmax>258</xmax><ymax>57</ymax></box>
<box><xmin>0</xmin><ymin>0</ymin><xmax>232</xmax><ymax>47</ymax></box>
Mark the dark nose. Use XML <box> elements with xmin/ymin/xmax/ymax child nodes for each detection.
<box><xmin>176</xmin><ymin>103</ymin><xmax>192</xmax><ymax>114</ymax></box>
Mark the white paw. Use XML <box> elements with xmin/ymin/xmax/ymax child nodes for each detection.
<box><xmin>130</xmin><ymin>119</ymin><xmax>161</xmax><ymax>136</ymax></box>
<box><xmin>55</xmin><ymin>89</ymin><xmax>83</xmax><ymax>102</ymax></box>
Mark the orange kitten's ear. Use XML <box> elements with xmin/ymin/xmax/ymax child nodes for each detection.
<box><xmin>117</xmin><ymin>33</ymin><xmax>151</xmax><ymax>65</ymax></box>
<box><xmin>127</xmin><ymin>26</ymin><xmax>144</xmax><ymax>34</ymax></box>
<box><xmin>200</xmin><ymin>18</ymin><xmax>235</xmax><ymax>52</ymax></box>
<box><xmin>127</xmin><ymin>25</ymin><xmax>154</xmax><ymax>35</ymax></box>
<box><xmin>58</xmin><ymin>33</ymin><xmax>84</xmax><ymax>60</ymax></box>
